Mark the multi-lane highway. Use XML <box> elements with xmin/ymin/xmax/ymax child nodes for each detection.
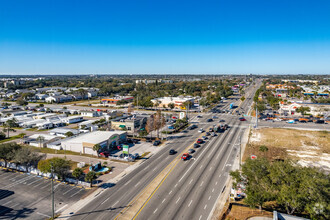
<box><xmin>68</xmin><ymin>80</ymin><xmax>261</xmax><ymax>220</ymax></box>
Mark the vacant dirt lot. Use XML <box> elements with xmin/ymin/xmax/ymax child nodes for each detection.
<box><xmin>245</xmin><ymin>128</ymin><xmax>330</xmax><ymax>171</ymax></box>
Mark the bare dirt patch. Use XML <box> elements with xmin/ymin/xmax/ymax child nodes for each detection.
<box><xmin>245</xmin><ymin>128</ymin><xmax>330</xmax><ymax>171</ymax></box>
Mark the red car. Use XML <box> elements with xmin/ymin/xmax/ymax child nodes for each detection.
<box><xmin>181</xmin><ymin>153</ymin><xmax>190</xmax><ymax>160</ymax></box>
<box><xmin>196</xmin><ymin>139</ymin><xmax>203</xmax><ymax>144</ymax></box>
<box><xmin>99</xmin><ymin>152</ymin><xmax>110</xmax><ymax>157</ymax></box>
<box><xmin>239</xmin><ymin>117</ymin><xmax>246</xmax><ymax>121</ymax></box>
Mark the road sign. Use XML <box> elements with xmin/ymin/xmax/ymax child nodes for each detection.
<box><xmin>251</xmin><ymin>155</ymin><xmax>257</xmax><ymax>159</ymax></box>
<box><xmin>123</xmin><ymin>145</ymin><xmax>129</xmax><ymax>155</ymax></box>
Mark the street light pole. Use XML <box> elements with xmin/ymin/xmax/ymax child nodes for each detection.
<box><xmin>51</xmin><ymin>164</ymin><xmax>55</xmax><ymax>219</ymax></box>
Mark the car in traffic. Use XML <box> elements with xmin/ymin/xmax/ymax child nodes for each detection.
<box><xmin>205</xmin><ymin>132</ymin><xmax>210</xmax><ymax>136</ymax></box>
<box><xmin>198</xmin><ymin>128</ymin><xmax>204</xmax><ymax>133</ymax></box>
<box><xmin>219</xmin><ymin>119</ymin><xmax>225</xmax><ymax>122</ymax></box>
<box><xmin>196</xmin><ymin>139</ymin><xmax>203</xmax><ymax>144</ymax></box>
<box><xmin>197</xmin><ymin>115</ymin><xmax>203</xmax><ymax>118</ymax></box>
<box><xmin>239</xmin><ymin>117</ymin><xmax>246</xmax><ymax>121</ymax></box>
<box><xmin>194</xmin><ymin>143</ymin><xmax>200</xmax><ymax>148</ymax></box>
<box><xmin>212</xmin><ymin>116</ymin><xmax>218</xmax><ymax>119</ymax></box>
<box><xmin>202</xmin><ymin>136</ymin><xmax>208</xmax><ymax>140</ymax></box>
<box><xmin>207</xmin><ymin>118</ymin><xmax>213</xmax><ymax>122</ymax></box>
<box><xmin>181</xmin><ymin>153</ymin><xmax>190</xmax><ymax>160</ymax></box>
<box><xmin>153</xmin><ymin>140</ymin><xmax>161</xmax><ymax>146</ymax></box>
<box><xmin>188</xmin><ymin>149</ymin><xmax>195</xmax><ymax>154</ymax></box>
<box><xmin>211</xmin><ymin>132</ymin><xmax>217</xmax><ymax>137</ymax></box>
<box><xmin>169</xmin><ymin>149</ymin><xmax>176</xmax><ymax>155</ymax></box>
<box><xmin>287</xmin><ymin>120</ymin><xmax>295</xmax><ymax>124</ymax></box>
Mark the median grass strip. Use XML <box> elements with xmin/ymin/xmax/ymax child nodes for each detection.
<box><xmin>0</xmin><ymin>134</ymin><xmax>23</xmax><ymax>143</ymax></box>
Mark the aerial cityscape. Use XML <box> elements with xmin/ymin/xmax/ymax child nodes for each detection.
<box><xmin>0</xmin><ymin>1</ymin><xmax>329</xmax><ymax>220</ymax></box>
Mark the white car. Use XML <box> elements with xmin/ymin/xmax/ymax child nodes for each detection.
<box><xmin>198</xmin><ymin>128</ymin><xmax>204</xmax><ymax>133</ymax></box>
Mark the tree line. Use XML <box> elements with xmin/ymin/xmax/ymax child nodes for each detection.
<box><xmin>230</xmin><ymin>158</ymin><xmax>329</xmax><ymax>219</ymax></box>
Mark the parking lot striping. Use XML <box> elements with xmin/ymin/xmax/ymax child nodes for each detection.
<box><xmin>169</xmin><ymin>190</ymin><xmax>172</xmax><ymax>195</ymax></box>
<box><xmin>162</xmin><ymin>198</ymin><xmax>166</xmax><ymax>203</ymax></box>
<box><xmin>70</xmin><ymin>188</ymin><xmax>84</xmax><ymax>198</ymax></box>
<box><xmin>56</xmin><ymin>204</ymin><xmax>68</xmax><ymax>213</ymax></box>
<box><xmin>27</xmin><ymin>178</ymin><xmax>41</xmax><ymax>186</ymax></box>
<box><xmin>41</xmin><ymin>182</ymin><xmax>51</xmax><ymax>189</ymax></box>
<box><xmin>4</xmin><ymin>175</ymin><xmax>35</xmax><ymax>189</ymax></box>
<box><xmin>101</xmin><ymin>198</ymin><xmax>110</xmax><ymax>205</ymax></box>
<box><xmin>33</xmin><ymin>180</ymin><xmax>47</xmax><ymax>188</ymax></box>
<box><xmin>2</xmin><ymin>201</ymin><xmax>12</xmax><ymax>206</ymax></box>
<box><xmin>153</xmin><ymin>208</ymin><xmax>158</xmax><ymax>214</ymax></box>
<box><xmin>63</xmin><ymin>186</ymin><xmax>77</xmax><ymax>195</ymax></box>
<box><xmin>10</xmin><ymin>203</ymin><xmax>19</xmax><ymax>209</ymax></box>
<box><xmin>188</xmin><ymin>200</ymin><xmax>193</xmax><ymax>207</ymax></box>
<box><xmin>200</xmin><ymin>181</ymin><xmax>204</xmax><ymax>187</ymax></box>
<box><xmin>176</xmin><ymin>197</ymin><xmax>181</xmax><ymax>204</ymax></box>
<box><xmin>37</xmin><ymin>212</ymin><xmax>51</xmax><ymax>218</ymax></box>
<box><xmin>189</xmin><ymin>179</ymin><xmax>193</xmax><ymax>185</ymax></box>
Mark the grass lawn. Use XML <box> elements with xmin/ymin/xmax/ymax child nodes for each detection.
<box><xmin>0</xmin><ymin>135</ymin><xmax>22</xmax><ymax>143</ymax></box>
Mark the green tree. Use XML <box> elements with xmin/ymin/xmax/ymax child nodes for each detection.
<box><xmin>16</xmin><ymin>97</ymin><xmax>28</xmax><ymax>106</ymax></box>
<box><xmin>3</xmin><ymin>118</ymin><xmax>18</xmax><ymax>138</ymax></box>
<box><xmin>14</xmin><ymin>147</ymin><xmax>45</xmax><ymax>172</ymax></box>
<box><xmin>93</xmin><ymin>144</ymin><xmax>101</xmax><ymax>157</ymax></box>
<box><xmin>0</xmin><ymin>132</ymin><xmax>6</xmax><ymax>140</ymax></box>
<box><xmin>38</xmin><ymin>157</ymin><xmax>71</xmax><ymax>180</ymax></box>
<box><xmin>168</xmin><ymin>102</ymin><xmax>175</xmax><ymax>110</ymax></box>
<box><xmin>65</xmin><ymin>131</ymin><xmax>74</xmax><ymax>137</ymax></box>
<box><xmin>240</xmin><ymin>96</ymin><xmax>246</xmax><ymax>102</ymax></box>
<box><xmin>72</xmin><ymin>167</ymin><xmax>83</xmax><ymax>184</ymax></box>
<box><xmin>296</xmin><ymin>106</ymin><xmax>311</xmax><ymax>116</ymax></box>
<box><xmin>85</xmin><ymin>171</ymin><xmax>97</xmax><ymax>187</ymax></box>
<box><xmin>0</xmin><ymin>143</ymin><xmax>22</xmax><ymax>168</ymax></box>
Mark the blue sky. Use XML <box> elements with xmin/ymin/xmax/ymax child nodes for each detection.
<box><xmin>0</xmin><ymin>0</ymin><xmax>330</xmax><ymax>74</ymax></box>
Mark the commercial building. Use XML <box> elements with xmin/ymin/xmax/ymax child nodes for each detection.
<box><xmin>151</xmin><ymin>97</ymin><xmax>195</xmax><ymax>109</ymax></box>
<box><xmin>111</xmin><ymin>115</ymin><xmax>147</xmax><ymax>134</ymax></box>
<box><xmin>61</xmin><ymin>131</ymin><xmax>127</xmax><ymax>156</ymax></box>
<box><xmin>101</xmin><ymin>96</ymin><xmax>134</xmax><ymax>105</ymax></box>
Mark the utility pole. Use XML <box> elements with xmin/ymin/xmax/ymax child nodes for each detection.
<box><xmin>51</xmin><ymin>164</ymin><xmax>55</xmax><ymax>219</ymax></box>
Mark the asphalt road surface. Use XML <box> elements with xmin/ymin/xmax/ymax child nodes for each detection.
<box><xmin>68</xmin><ymin>81</ymin><xmax>261</xmax><ymax>220</ymax></box>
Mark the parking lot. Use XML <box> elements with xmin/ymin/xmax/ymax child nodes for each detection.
<box><xmin>0</xmin><ymin>169</ymin><xmax>88</xmax><ymax>219</ymax></box>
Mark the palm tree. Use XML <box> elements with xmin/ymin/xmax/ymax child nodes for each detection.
<box><xmin>3</xmin><ymin>118</ymin><xmax>18</xmax><ymax>138</ymax></box>
<box><xmin>93</xmin><ymin>144</ymin><xmax>101</xmax><ymax>157</ymax></box>
<box><xmin>18</xmin><ymin>133</ymin><xmax>26</xmax><ymax>144</ymax></box>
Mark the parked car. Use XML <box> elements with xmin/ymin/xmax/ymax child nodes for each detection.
<box><xmin>153</xmin><ymin>140</ymin><xmax>161</xmax><ymax>146</ymax></box>
<box><xmin>315</xmin><ymin>120</ymin><xmax>325</xmax><ymax>124</ymax></box>
<box><xmin>181</xmin><ymin>153</ymin><xmax>190</xmax><ymax>160</ymax></box>
<box><xmin>99</xmin><ymin>152</ymin><xmax>109</xmax><ymax>157</ymax></box>
<box><xmin>134</xmin><ymin>153</ymin><xmax>140</xmax><ymax>159</ymax></box>
<box><xmin>169</xmin><ymin>149</ymin><xmax>176</xmax><ymax>155</ymax></box>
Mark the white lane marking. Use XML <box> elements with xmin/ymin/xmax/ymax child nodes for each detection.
<box><xmin>101</xmin><ymin>198</ymin><xmax>110</xmax><ymax>205</ymax></box>
<box><xmin>143</xmin><ymin>165</ymin><xmax>150</xmax><ymax>170</ymax></box>
<box><xmin>219</xmin><ymin>174</ymin><xmax>222</xmax><ymax>178</ymax></box>
<box><xmin>215</xmin><ymin>181</ymin><xmax>218</xmax><ymax>185</ymax></box>
<box><xmin>56</xmin><ymin>204</ymin><xmax>68</xmax><ymax>212</ymax></box>
<box><xmin>222</xmin><ymin>130</ymin><xmax>241</xmax><ymax>171</ymax></box>
<box><xmin>189</xmin><ymin>179</ymin><xmax>193</xmax><ymax>185</ymax></box>
<box><xmin>153</xmin><ymin>167</ymin><xmax>157</xmax><ymax>171</ymax></box>
<box><xmin>200</xmin><ymin>181</ymin><xmax>204</xmax><ymax>187</ymax></box>
<box><xmin>176</xmin><ymin>197</ymin><xmax>181</xmax><ymax>204</ymax></box>
<box><xmin>175</xmin><ymin>183</ymin><xmax>178</xmax><ymax>188</ymax></box>
<box><xmin>37</xmin><ymin>212</ymin><xmax>51</xmax><ymax>218</ymax></box>
<box><xmin>188</xmin><ymin>200</ymin><xmax>193</xmax><ymax>207</ymax></box>
<box><xmin>169</xmin><ymin>190</ymin><xmax>172</xmax><ymax>195</ymax></box>
<box><xmin>153</xmin><ymin>208</ymin><xmax>158</xmax><ymax>214</ymax></box>
<box><xmin>204</xmin><ymin>204</ymin><xmax>207</xmax><ymax>209</ymax></box>
<box><xmin>112</xmin><ymin>201</ymin><xmax>119</xmax><ymax>207</ymax></box>
<box><xmin>208</xmin><ymin>196</ymin><xmax>211</xmax><ymax>200</ymax></box>
<box><xmin>200</xmin><ymin>165</ymin><xmax>203</xmax><ymax>169</ymax></box>
<box><xmin>209</xmin><ymin>167</ymin><xmax>213</xmax><ymax>171</ymax></box>
<box><xmin>135</xmin><ymin>181</ymin><xmax>141</xmax><ymax>187</ymax></box>
<box><xmin>199</xmin><ymin>215</ymin><xmax>202</xmax><ymax>220</ymax></box>
<box><xmin>124</xmin><ymin>179</ymin><xmax>132</xmax><ymax>186</ymax></box>
<box><xmin>212</xmin><ymin>188</ymin><xmax>215</xmax><ymax>193</ymax></box>
<box><xmin>162</xmin><ymin>198</ymin><xmax>166</xmax><ymax>203</ymax></box>
<box><xmin>70</xmin><ymin>188</ymin><xmax>83</xmax><ymax>198</ymax></box>
<box><xmin>63</xmin><ymin>186</ymin><xmax>77</xmax><ymax>195</ymax></box>
<box><xmin>27</xmin><ymin>178</ymin><xmax>40</xmax><ymax>186</ymax></box>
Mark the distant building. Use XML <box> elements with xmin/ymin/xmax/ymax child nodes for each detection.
<box><xmin>151</xmin><ymin>97</ymin><xmax>195</xmax><ymax>109</ymax></box>
<box><xmin>81</xmin><ymin>110</ymin><xmax>103</xmax><ymax>117</ymax></box>
<box><xmin>101</xmin><ymin>96</ymin><xmax>134</xmax><ymax>105</ymax></box>
<box><xmin>111</xmin><ymin>115</ymin><xmax>147</xmax><ymax>134</ymax></box>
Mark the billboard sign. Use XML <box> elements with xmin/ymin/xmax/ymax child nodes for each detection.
<box><xmin>123</xmin><ymin>145</ymin><xmax>129</xmax><ymax>155</ymax></box>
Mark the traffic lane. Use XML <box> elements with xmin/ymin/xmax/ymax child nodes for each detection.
<box><xmin>136</xmin><ymin>120</ymin><xmax>240</xmax><ymax>220</ymax></box>
<box><xmin>164</xmin><ymin>123</ymin><xmax>241</xmax><ymax>220</ymax></box>
<box><xmin>188</xmin><ymin>129</ymin><xmax>243</xmax><ymax>220</ymax></box>
<box><xmin>0</xmin><ymin>170</ymin><xmax>87</xmax><ymax>219</ymax></box>
<box><xmin>69</xmin><ymin>122</ymin><xmax>213</xmax><ymax>220</ymax></box>
<box><xmin>135</xmin><ymin>129</ymin><xmax>230</xmax><ymax>220</ymax></box>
